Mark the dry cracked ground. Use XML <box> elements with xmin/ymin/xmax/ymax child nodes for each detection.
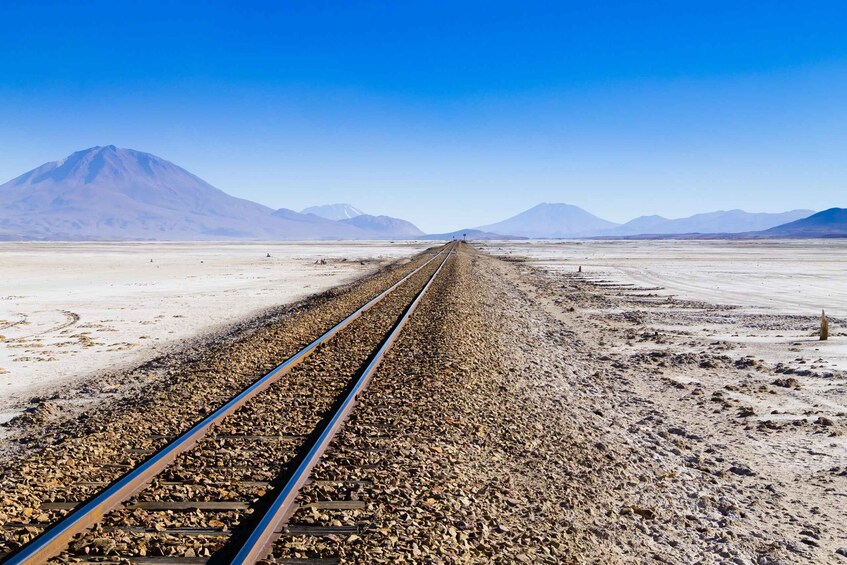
<box><xmin>1</xmin><ymin>244</ymin><xmax>845</xmax><ymax>564</ymax></box>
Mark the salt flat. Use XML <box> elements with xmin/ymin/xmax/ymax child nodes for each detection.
<box><xmin>485</xmin><ymin>239</ymin><xmax>847</xmax><ymax>370</ymax></box>
<box><xmin>0</xmin><ymin>241</ymin><xmax>427</xmax><ymax>417</ymax></box>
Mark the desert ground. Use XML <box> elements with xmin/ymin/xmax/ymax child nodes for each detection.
<box><xmin>0</xmin><ymin>242</ymin><xmax>427</xmax><ymax>423</ymax></box>
<box><xmin>485</xmin><ymin>239</ymin><xmax>847</xmax><ymax>370</ymax></box>
<box><xmin>479</xmin><ymin>239</ymin><xmax>847</xmax><ymax>562</ymax></box>
<box><xmin>1</xmin><ymin>240</ymin><xmax>845</xmax><ymax>563</ymax></box>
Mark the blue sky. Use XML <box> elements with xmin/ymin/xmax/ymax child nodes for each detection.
<box><xmin>1</xmin><ymin>1</ymin><xmax>845</xmax><ymax>232</ymax></box>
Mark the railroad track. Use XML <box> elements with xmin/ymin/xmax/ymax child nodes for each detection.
<box><xmin>2</xmin><ymin>242</ymin><xmax>456</xmax><ymax>564</ymax></box>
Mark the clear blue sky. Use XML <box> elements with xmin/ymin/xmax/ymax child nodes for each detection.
<box><xmin>1</xmin><ymin>1</ymin><xmax>845</xmax><ymax>232</ymax></box>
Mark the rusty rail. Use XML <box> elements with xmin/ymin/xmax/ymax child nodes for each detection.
<box><xmin>230</xmin><ymin>244</ymin><xmax>454</xmax><ymax>564</ymax></box>
<box><xmin>2</xmin><ymin>244</ymin><xmax>452</xmax><ymax>565</ymax></box>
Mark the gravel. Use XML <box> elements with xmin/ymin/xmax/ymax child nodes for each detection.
<box><xmin>0</xmin><ymin>246</ymin><xmax>443</xmax><ymax>558</ymax></box>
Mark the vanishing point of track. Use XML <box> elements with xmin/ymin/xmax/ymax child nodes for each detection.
<box><xmin>2</xmin><ymin>241</ymin><xmax>457</xmax><ymax>564</ymax></box>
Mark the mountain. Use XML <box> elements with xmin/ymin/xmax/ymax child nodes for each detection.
<box><xmin>421</xmin><ymin>228</ymin><xmax>526</xmax><ymax>241</ymax></box>
<box><xmin>301</xmin><ymin>203</ymin><xmax>365</xmax><ymax>221</ymax></box>
<box><xmin>753</xmin><ymin>208</ymin><xmax>847</xmax><ymax>238</ymax></box>
<box><xmin>339</xmin><ymin>214</ymin><xmax>424</xmax><ymax>238</ymax></box>
<box><xmin>301</xmin><ymin>203</ymin><xmax>426</xmax><ymax>238</ymax></box>
<box><xmin>0</xmin><ymin>146</ymin><xmax>368</xmax><ymax>240</ymax></box>
<box><xmin>605</xmin><ymin>209</ymin><xmax>815</xmax><ymax>236</ymax></box>
<box><xmin>592</xmin><ymin>209</ymin><xmax>846</xmax><ymax>239</ymax></box>
<box><xmin>477</xmin><ymin>203</ymin><xmax>618</xmax><ymax>238</ymax></box>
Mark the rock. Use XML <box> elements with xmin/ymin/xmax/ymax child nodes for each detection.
<box><xmin>772</xmin><ymin>377</ymin><xmax>800</xmax><ymax>388</ymax></box>
<box><xmin>728</xmin><ymin>464</ymin><xmax>756</xmax><ymax>477</ymax></box>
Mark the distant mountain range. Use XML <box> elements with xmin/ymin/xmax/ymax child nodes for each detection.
<box><xmin>0</xmin><ymin>146</ymin><xmax>843</xmax><ymax>240</ymax></box>
<box><xmin>301</xmin><ymin>203</ymin><xmax>365</xmax><ymax>221</ymax></box>
<box><xmin>300</xmin><ymin>205</ymin><xmax>425</xmax><ymax>237</ymax></box>
<box><xmin>421</xmin><ymin>228</ymin><xmax>526</xmax><ymax>241</ymax></box>
<box><xmin>477</xmin><ymin>204</ymin><xmax>819</xmax><ymax>238</ymax></box>
<box><xmin>605</xmin><ymin>209</ymin><xmax>814</xmax><ymax>236</ymax></box>
<box><xmin>339</xmin><ymin>214</ymin><xmax>424</xmax><ymax>238</ymax></box>
<box><xmin>0</xmin><ymin>147</ymin><xmax>420</xmax><ymax>240</ymax></box>
<box><xmin>750</xmin><ymin>208</ymin><xmax>847</xmax><ymax>238</ymax></box>
<box><xmin>596</xmin><ymin>208</ymin><xmax>847</xmax><ymax>240</ymax></box>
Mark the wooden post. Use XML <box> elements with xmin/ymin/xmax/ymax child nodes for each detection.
<box><xmin>821</xmin><ymin>310</ymin><xmax>829</xmax><ymax>341</ymax></box>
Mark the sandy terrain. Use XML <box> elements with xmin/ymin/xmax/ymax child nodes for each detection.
<box><xmin>0</xmin><ymin>241</ymin><xmax>426</xmax><ymax>422</ymax></box>
<box><xmin>484</xmin><ymin>240</ymin><xmax>847</xmax><ymax>371</ymax></box>
<box><xmin>479</xmin><ymin>240</ymin><xmax>847</xmax><ymax>562</ymax></box>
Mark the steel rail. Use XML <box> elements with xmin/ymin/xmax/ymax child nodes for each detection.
<box><xmin>230</xmin><ymin>245</ymin><xmax>454</xmax><ymax>564</ymax></box>
<box><xmin>2</xmin><ymin>244</ymin><xmax>451</xmax><ymax>565</ymax></box>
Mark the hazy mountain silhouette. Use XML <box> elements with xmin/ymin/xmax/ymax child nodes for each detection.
<box><xmin>753</xmin><ymin>208</ymin><xmax>847</xmax><ymax>238</ymax></box>
<box><xmin>477</xmin><ymin>203</ymin><xmax>618</xmax><ymax>238</ymax></box>
<box><xmin>422</xmin><ymin>228</ymin><xmax>526</xmax><ymax>241</ymax></box>
<box><xmin>593</xmin><ymin>209</ymin><xmax>846</xmax><ymax>239</ymax></box>
<box><xmin>0</xmin><ymin>146</ymin><xmax>367</xmax><ymax>240</ymax></box>
<box><xmin>478</xmin><ymin>203</ymin><xmax>825</xmax><ymax>239</ymax></box>
<box><xmin>301</xmin><ymin>203</ymin><xmax>365</xmax><ymax>220</ymax></box>
<box><xmin>606</xmin><ymin>209</ymin><xmax>814</xmax><ymax>236</ymax></box>
<box><xmin>340</xmin><ymin>214</ymin><xmax>424</xmax><ymax>238</ymax></box>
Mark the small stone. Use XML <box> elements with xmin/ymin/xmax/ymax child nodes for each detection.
<box><xmin>728</xmin><ymin>464</ymin><xmax>756</xmax><ymax>476</ymax></box>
